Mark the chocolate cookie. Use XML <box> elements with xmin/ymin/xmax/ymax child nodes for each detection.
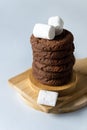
<box><xmin>33</xmin><ymin>54</ymin><xmax>75</xmax><ymax>66</ymax></box>
<box><xmin>32</xmin><ymin>64</ymin><xmax>73</xmax><ymax>79</ymax></box>
<box><xmin>30</xmin><ymin>29</ymin><xmax>74</xmax><ymax>51</ymax></box>
<box><xmin>33</xmin><ymin>71</ymin><xmax>72</xmax><ymax>86</ymax></box>
<box><xmin>33</xmin><ymin>60</ymin><xmax>74</xmax><ymax>73</ymax></box>
<box><xmin>32</xmin><ymin>43</ymin><xmax>74</xmax><ymax>59</ymax></box>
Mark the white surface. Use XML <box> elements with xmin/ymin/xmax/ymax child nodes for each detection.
<box><xmin>37</xmin><ymin>90</ymin><xmax>58</xmax><ymax>106</ymax></box>
<box><xmin>0</xmin><ymin>0</ymin><xmax>87</xmax><ymax>130</ymax></box>
<box><xmin>33</xmin><ymin>23</ymin><xmax>55</xmax><ymax>39</ymax></box>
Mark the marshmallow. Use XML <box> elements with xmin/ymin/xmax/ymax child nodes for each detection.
<box><xmin>37</xmin><ymin>90</ymin><xmax>58</xmax><ymax>107</ymax></box>
<box><xmin>48</xmin><ymin>16</ymin><xmax>64</xmax><ymax>35</ymax></box>
<box><xmin>33</xmin><ymin>23</ymin><xmax>55</xmax><ymax>40</ymax></box>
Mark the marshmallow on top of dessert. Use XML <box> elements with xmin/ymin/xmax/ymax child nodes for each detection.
<box><xmin>33</xmin><ymin>23</ymin><xmax>55</xmax><ymax>40</ymax></box>
<box><xmin>48</xmin><ymin>16</ymin><xmax>64</xmax><ymax>35</ymax></box>
<box><xmin>33</xmin><ymin>16</ymin><xmax>64</xmax><ymax>40</ymax></box>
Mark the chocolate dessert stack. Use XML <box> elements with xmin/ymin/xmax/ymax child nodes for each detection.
<box><xmin>30</xmin><ymin>17</ymin><xmax>75</xmax><ymax>86</ymax></box>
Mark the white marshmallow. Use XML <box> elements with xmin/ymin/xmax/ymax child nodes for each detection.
<box><xmin>37</xmin><ymin>90</ymin><xmax>58</xmax><ymax>107</ymax></box>
<box><xmin>33</xmin><ymin>23</ymin><xmax>55</xmax><ymax>40</ymax></box>
<box><xmin>48</xmin><ymin>16</ymin><xmax>64</xmax><ymax>35</ymax></box>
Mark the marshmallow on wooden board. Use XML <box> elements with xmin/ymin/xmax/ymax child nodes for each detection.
<box><xmin>33</xmin><ymin>23</ymin><xmax>55</xmax><ymax>40</ymax></box>
<box><xmin>37</xmin><ymin>90</ymin><xmax>59</xmax><ymax>107</ymax></box>
<box><xmin>48</xmin><ymin>16</ymin><xmax>64</xmax><ymax>35</ymax></box>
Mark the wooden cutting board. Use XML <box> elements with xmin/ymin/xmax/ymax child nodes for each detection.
<box><xmin>8</xmin><ymin>58</ymin><xmax>87</xmax><ymax>113</ymax></box>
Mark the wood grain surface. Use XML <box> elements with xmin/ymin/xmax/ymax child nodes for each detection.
<box><xmin>8</xmin><ymin>58</ymin><xmax>87</xmax><ymax>113</ymax></box>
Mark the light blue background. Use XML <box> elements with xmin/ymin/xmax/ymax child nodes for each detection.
<box><xmin>0</xmin><ymin>0</ymin><xmax>87</xmax><ymax>130</ymax></box>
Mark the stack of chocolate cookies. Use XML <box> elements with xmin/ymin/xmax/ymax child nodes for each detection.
<box><xmin>30</xmin><ymin>29</ymin><xmax>75</xmax><ymax>86</ymax></box>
